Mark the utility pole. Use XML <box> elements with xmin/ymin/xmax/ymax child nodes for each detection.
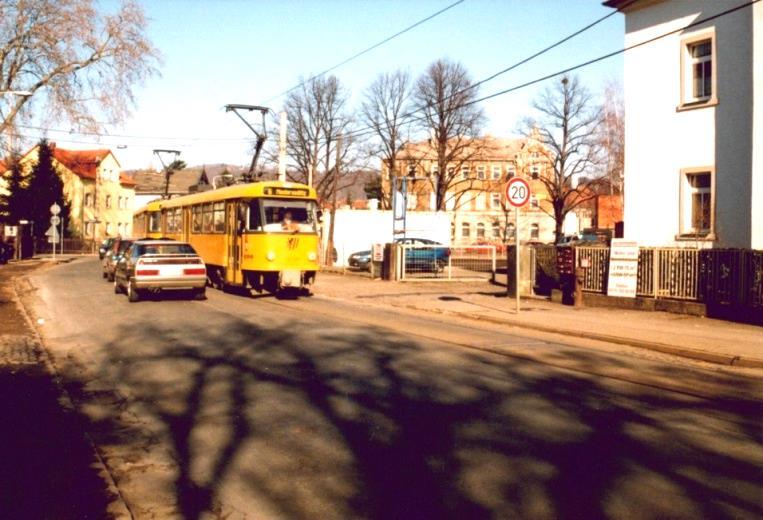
<box><xmin>278</xmin><ymin>111</ymin><xmax>287</xmax><ymax>182</ymax></box>
<box><xmin>153</xmin><ymin>149</ymin><xmax>181</xmax><ymax>199</ymax></box>
<box><xmin>326</xmin><ymin>134</ymin><xmax>342</xmax><ymax>266</ymax></box>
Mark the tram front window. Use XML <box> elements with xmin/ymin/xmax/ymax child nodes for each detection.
<box><xmin>256</xmin><ymin>199</ymin><xmax>318</xmax><ymax>233</ymax></box>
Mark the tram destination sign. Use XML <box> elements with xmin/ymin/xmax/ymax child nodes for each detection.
<box><xmin>263</xmin><ymin>187</ymin><xmax>310</xmax><ymax>197</ymax></box>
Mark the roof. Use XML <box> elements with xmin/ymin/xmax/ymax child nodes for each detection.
<box><xmin>3</xmin><ymin>145</ymin><xmax>135</xmax><ymax>187</ymax></box>
<box><xmin>602</xmin><ymin>0</ymin><xmax>652</xmax><ymax>11</ymax></box>
<box><xmin>396</xmin><ymin>135</ymin><xmax>530</xmax><ymax>161</ymax></box>
<box><xmin>131</xmin><ymin>169</ymin><xmax>208</xmax><ymax>195</ymax></box>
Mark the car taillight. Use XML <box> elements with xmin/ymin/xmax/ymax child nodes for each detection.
<box><xmin>136</xmin><ymin>269</ymin><xmax>159</xmax><ymax>276</ymax></box>
<box><xmin>183</xmin><ymin>268</ymin><xmax>206</xmax><ymax>275</ymax></box>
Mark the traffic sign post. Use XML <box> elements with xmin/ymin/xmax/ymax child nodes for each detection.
<box><xmin>504</xmin><ymin>178</ymin><xmax>531</xmax><ymax>313</ymax></box>
<box><xmin>49</xmin><ymin>203</ymin><xmax>61</xmax><ymax>259</ymax></box>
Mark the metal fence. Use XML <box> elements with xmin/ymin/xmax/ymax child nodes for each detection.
<box><xmin>576</xmin><ymin>246</ymin><xmax>701</xmax><ymax>300</ymax></box>
<box><xmin>399</xmin><ymin>244</ymin><xmax>496</xmax><ymax>281</ymax></box>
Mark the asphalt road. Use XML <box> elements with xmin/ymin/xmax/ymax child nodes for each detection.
<box><xmin>24</xmin><ymin>258</ymin><xmax>763</xmax><ymax>519</ymax></box>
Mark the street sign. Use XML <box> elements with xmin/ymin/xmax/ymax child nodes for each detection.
<box><xmin>50</xmin><ymin>203</ymin><xmax>61</xmax><ymax>216</ymax></box>
<box><xmin>505</xmin><ymin>177</ymin><xmax>531</xmax><ymax>208</ymax></box>
<box><xmin>50</xmin><ymin>215</ymin><xmax>61</xmax><ymax>226</ymax></box>
<box><xmin>45</xmin><ymin>226</ymin><xmax>59</xmax><ymax>240</ymax></box>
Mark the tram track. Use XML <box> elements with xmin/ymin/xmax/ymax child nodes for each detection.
<box><xmin>205</xmin><ymin>290</ymin><xmax>763</xmax><ymax>409</ymax></box>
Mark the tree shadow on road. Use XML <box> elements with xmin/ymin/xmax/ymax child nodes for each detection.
<box><xmin>92</xmin><ymin>316</ymin><xmax>763</xmax><ymax>519</ymax></box>
<box><xmin>0</xmin><ymin>363</ymin><xmax>117</xmax><ymax>518</ymax></box>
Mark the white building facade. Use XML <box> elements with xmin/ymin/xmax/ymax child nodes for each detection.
<box><xmin>607</xmin><ymin>0</ymin><xmax>762</xmax><ymax>249</ymax></box>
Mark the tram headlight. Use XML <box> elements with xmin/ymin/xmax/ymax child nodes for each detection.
<box><xmin>266</xmin><ymin>251</ymin><xmax>276</xmax><ymax>261</ymax></box>
<box><xmin>307</xmin><ymin>251</ymin><xmax>317</xmax><ymax>261</ymax></box>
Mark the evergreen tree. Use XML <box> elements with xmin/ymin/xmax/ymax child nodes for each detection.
<box><xmin>25</xmin><ymin>140</ymin><xmax>70</xmax><ymax>240</ymax></box>
<box><xmin>0</xmin><ymin>152</ymin><xmax>30</xmax><ymax>224</ymax></box>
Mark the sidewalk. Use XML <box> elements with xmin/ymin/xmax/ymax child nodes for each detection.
<box><xmin>314</xmin><ymin>270</ymin><xmax>763</xmax><ymax>369</ymax></box>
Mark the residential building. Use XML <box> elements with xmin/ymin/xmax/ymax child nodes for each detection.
<box><xmin>382</xmin><ymin>135</ymin><xmax>557</xmax><ymax>244</ymax></box>
<box><xmin>605</xmin><ymin>0</ymin><xmax>762</xmax><ymax>248</ymax></box>
<box><xmin>1</xmin><ymin>144</ymin><xmax>136</xmax><ymax>240</ymax></box>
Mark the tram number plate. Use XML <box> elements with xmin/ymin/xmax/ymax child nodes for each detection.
<box><xmin>281</xmin><ymin>270</ymin><xmax>301</xmax><ymax>287</ymax></box>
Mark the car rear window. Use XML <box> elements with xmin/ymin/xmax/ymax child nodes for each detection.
<box><xmin>136</xmin><ymin>243</ymin><xmax>197</xmax><ymax>256</ymax></box>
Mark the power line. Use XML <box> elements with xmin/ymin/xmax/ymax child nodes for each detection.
<box><xmin>340</xmin><ymin>0</ymin><xmax>759</xmax><ymax>143</ymax></box>
<box><xmin>471</xmin><ymin>0</ymin><xmax>759</xmax><ymax>107</ymax></box>
<box><xmin>262</xmin><ymin>0</ymin><xmax>466</xmax><ymax>104</ymax></box>
<box><xmin>15</xmin><ymin>0</ymin><xmax>618</xmax><ymax>148</ymax></box>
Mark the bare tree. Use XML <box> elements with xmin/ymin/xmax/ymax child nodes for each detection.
<box><xmin>599</xmin><ymin>80</ymin><xmax>625</xmax><ymax>197</ymax></box>
<box><xmin>413</xmin><ymin>58</ymin><xmax>485</xmax><ymax>211</ymax></box>
<box><xmin>522</xmin><ymin>75</ymin><xmax>603</xmax><ymax>243</ymax></box>
<box><xmin>282</xmin><ymin>75</ymin><xmax>356</xmax><ymax>203</ymax></box>
<box><xmin>360</xmin><ymin>70</ymin><xmax>412</xmax><ymax>209</ymax></box>
<box><xmin>0</xmin><ymin>0</ymin><xmax>160</xmax><ymax>151</ymax></box>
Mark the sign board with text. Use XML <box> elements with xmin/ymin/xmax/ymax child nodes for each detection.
<box><xmin>606</xmin><ymin>239</ymin><xmax>639</xmax><ymax>298</ymax></box>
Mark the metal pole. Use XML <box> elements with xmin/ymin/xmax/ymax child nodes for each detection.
<box><xmin>515</xmin><ymin>205</ymin><xmax>520</xmax><ymax>313</ymax></box>
<box><xmin>278</xmin><ymin>111</ymin><xmax>287</xmax><ymax>182</ymax></box>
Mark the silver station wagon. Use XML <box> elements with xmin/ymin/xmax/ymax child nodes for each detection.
<box><xmin>114</xmin><ymin>240</ymin><xmax>207</xmax><ymax>302</ymax></box>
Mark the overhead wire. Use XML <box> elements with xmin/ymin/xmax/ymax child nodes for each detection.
<box><xmin>337</xmin><ymin>0</ymin><xmax>759</xmax><ymax>144</ymax></box>
<box><xmin>261</xmin><ymin>0</ymin><xmax>467</xmax><ymax>104</ymax></box>
<box><xmin>12</xmin><ymin>0</ymin><xmax>757</xmax><ymax>154</ymax></box>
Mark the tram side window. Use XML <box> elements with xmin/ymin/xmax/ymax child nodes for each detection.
<box><xmin>202</xmin><ymin>203</ymin><xmax>213</xmax><ymax>233</ymax></box>
<box><xmin>213</xmin><ymin>202</ymin><xmax>225</xmax><ymax>233</ymax></box>
<box><xmin>192</xmin><ymin>205</ymin><xmax>202</xmax><ymax>233</ymax></box>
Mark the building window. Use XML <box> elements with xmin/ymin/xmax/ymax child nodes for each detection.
<box><xmin>461</xmin><ymin>165</ymin><xmax>470</xmax><ymax>180</ymax></box>
<box><xmin>476</xmin><ymin>222</ymin><xmax>485</xmax><ymax>239</ymax></box>
<box><xmin>681</xmin><ymin>32</ymin><xmax>716</xmax><ymax>107</ymax></box>
<box><xmin>476</xmin><ymin>166</ymin><xmax>485</xmax><ymax>180</ymax></box>
<box><xmin>530</xmin><ymin>223</ymin><xmax>539</xmax><ymax>240</ymax></box>
<box><xmin>431</xmin><ymin>165</ymin><xmax>439</xmax><ymax>178</ymax></box>
<box><xmin>461</xmin><ymin>222</ymin><xmax>471</xmax><ymax>239</ymax></box>
<box><xmin>105</xmin><ymin>195</ymin><xmax>112</xmax><ymax>208</ymax></box>
<box><xmin>690</xmin><ymin>41</ymin><xmax>712</xmax><ymax>99</ymax></box>
<box><xmin>84</xmin><ymin>193</ymin><xmax>92</xmax><ymax>207</ymax></box>
<box><xmin>680</xmin><ymin>169</ymin><xmax>714</xmax><ymax>236</ymax></box>
<box><xmin>530</xmin><ymin>196</ymin><xmax>539</xmax><ymax>209</ymax></box>
<box><xmin>507</xmin><ymin>163</ymin><xmax>516</xmax><ymax>178</ymax></box>
<box><xmin>475</xmin><ymin>193</ymin><xmax>486</xmax><ymax>211</ymax></box>
<box><xmin>491</xmin><ymin>193</ymin><xmax>501</xmax><ymax>209</ymax></box>
<box><xmin>85</xmin><ymin>222</ymin><xmax>93</xmax><ymax>237</ymax></box>
<box><xmin>507</xmin><ymin>222</ymin><xmax>515</xmax><ymax>239</ymax></box>
<box><xmin>531</xmin><ymin>165</ymin><xmax>540</xmax><ymax>179</ymax></box>
<box><xmin>492</xmin><ymin>222</ymin><xmax>501</xmax><ymax>238</ymax></box>
<box><xmin>407</xmin><ymin>164</ymin><xmax>416</xmax><ymax>178</ymax></box>
<box><xmin>491</xmin><ymin>165</ymin><xmax>502</xmax><ymax>180</ymax></box>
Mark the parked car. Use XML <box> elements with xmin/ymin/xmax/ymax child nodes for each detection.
<box><xmin>98</xmin><ymin>237</ymin><xmax>116</xmax><ymax>259</ymax></box>
<box><xmin>113</xmin><ymin>240</ymin><xmax>207</xmax><ymax>302</ymax></box>
<box><xmin>0</xmin><ymin>241</ymin><xmax>14</xmax><ymax>264</ymax></box>
<box><xmin>102</xmin><ymin>237</ymin><xmax>136</xmax><ymax>281</ymax></box>
<box><xmin>395</xmin><ymin>237</ymin><xmax>450</xmax><ymax>272</ymax></box>
<box><xmin>348</xmin><ymin>249</ymin><xmax>372</xmax><ymax>271</ymax></box>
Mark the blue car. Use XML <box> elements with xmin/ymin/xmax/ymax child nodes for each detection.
<box><xmin>395</xmin><ymin>237</ymin><xmax>450</xmax><ymax>272</ymax></box>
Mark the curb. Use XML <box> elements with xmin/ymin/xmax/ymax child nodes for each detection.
<box><xmin>370</xmin><ymin>298</ymin><xmax>763</xmax><ymax>369</ymax></box>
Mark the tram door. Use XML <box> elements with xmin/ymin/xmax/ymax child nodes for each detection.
<box><xmin>225</xmin><ymin>201</ymin><xmax>244</xmax><ymax>285</ymax></box>
<box><xmin>182</xmin><ymin>207</ymin><xmax>191</xmax><ymax>242</ymax></box>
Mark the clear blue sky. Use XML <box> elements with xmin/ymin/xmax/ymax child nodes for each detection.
<box><xmin>32</xmin><ymin>0</ymin><xmax>624</xmax><ymax>170</ymax></box>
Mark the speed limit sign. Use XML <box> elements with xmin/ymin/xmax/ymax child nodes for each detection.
<box><xmin>505</xmin><ymin>177</ymin><xmax>531</xmax><ymax>207</ymax></box>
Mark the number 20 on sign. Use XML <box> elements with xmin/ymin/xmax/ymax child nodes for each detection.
<box><xmin>505</xmin><ymin>177</ymin><xmax>531</xmax><ymax>208</ymax></box>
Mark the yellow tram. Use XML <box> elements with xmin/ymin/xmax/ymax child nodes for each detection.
<box><xmin>132</xmin><ymin>200</ymin><xmax>164</xmax><ymax>239</ymax></box>
<box><xmin>133</xmin><ymin>181</ymin><xmax>320</xmax><ymax>294</ymax></box>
